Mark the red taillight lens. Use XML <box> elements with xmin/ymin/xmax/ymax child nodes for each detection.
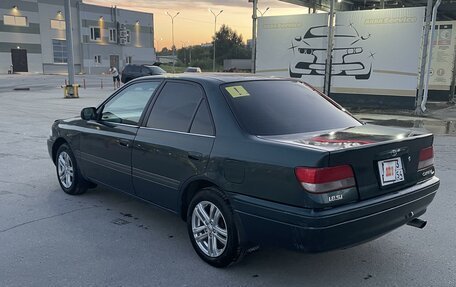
<box><xmin>295</xmin><ymin>165</ymin><xmax>356</xmax><ymax>193</ymax></box>
<box><xmin>418</xmin><ymin>146</ymin><xmax>434</xmax><ymax>169</ymax></box>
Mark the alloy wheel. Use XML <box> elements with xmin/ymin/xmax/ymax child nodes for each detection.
<box><xmin>57</xmin><ymin>151</ymin><xmax>74</xmax><ymax>189</ymax></box>
<box><xmin>191</xmin><ymin>201</ymin><xmax>228</xmax><ymax>257</ymax></box>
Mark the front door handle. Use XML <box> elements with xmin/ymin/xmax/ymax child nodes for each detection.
<box><xmin>188</xmin><ymin>151</ymin><xmax>203</xmax><ymax>161</ymax></box>
<box><xmin>117</xmin><ymin>139</ymin><xmax>131</xmax><ymax>148</ymax></box>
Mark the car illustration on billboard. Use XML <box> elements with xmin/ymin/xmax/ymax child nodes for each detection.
<box><xmin>289</xmin><ymin>23</ymin><xmax>373</xmax><ymax>80</ymax></box>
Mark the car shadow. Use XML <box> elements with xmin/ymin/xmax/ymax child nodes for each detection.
<box><xmin>47</xmin><ymin>184</ymin><xmax>418</xmax><ymax>285</ymax></box>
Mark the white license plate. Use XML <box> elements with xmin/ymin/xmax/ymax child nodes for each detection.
<box><xmin>378</xmin><ymin>157</ymin><xmax>405</xmax><ymax>186</ymax></box>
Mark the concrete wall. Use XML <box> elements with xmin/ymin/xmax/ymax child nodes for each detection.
<box><xmin>37</xmin><ymin>0</ymin><xmax>81</xmax><ymax>74</ymax></box>
<box><xmin>223</xmin><ymin>59</ymin><xmax>252</xmax><ymax>71</ymax></box>
<box><xmin>0</xmin><ymin>0</ymin><xmax>43</xmax><ymax>73</ymax></box>
<box><xmin>79</xmin><ymin>3</ymin><xmax>156</xmax><ymax>73</ymax></box>
<box><xmin>0</xmin><ymin>0</ymin><xmax>155</xmax><ymax>74</ymax></box>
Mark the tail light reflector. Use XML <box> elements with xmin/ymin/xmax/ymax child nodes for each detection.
<box><xmin>295</xmin><ymin>165</ymin><xmax>356</xmax><ymax>193</ymax></box>
<box><xmin>418</xmin><ymin>146</ymin><xmax>434</xmax><ymax>170</ymax></box>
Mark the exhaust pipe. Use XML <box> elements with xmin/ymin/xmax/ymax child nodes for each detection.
<box><xmin>407</xmin><ymin>218</ymin><xmax>427</xmax><ymax>229</ymax></box>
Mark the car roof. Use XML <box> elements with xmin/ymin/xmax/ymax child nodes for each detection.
<box><xmin>137</xmin><ymin>73</ymin><xmax>285</xmax><ymax>84</ymax></box>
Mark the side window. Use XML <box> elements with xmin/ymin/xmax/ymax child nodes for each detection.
<box><xmin>146</xmin><ymin>82</ymin><xmax>203</xmax><ymax>132</ymax></box>
<box><xmin>190</xmin><ymin>101</ymin><xmax>214</xmax><ymax>136</ymax></box>
<box><xmin>101</xmin><ymin>82</ymin><xmax>160</xmax><ymax>125</ymax></box>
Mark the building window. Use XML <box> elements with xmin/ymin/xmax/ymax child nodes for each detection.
<box><xmin>53</xmin><ymin>39</ymin><xmax>67</xmax><ymax>63</ymax></box>
<box><xmin>51</xmin><ymin>19</ymin><xmax>66</xmax><ymax>30</ymax></box>
<box><xmin>3</xmin><ymin>15</ymin><xmax>28</xmax><ymax>27</ymax></box>
<box><xmin>94</xmin><ymin>55</ymin><xmax>101</xmax><ymax>64</ymax></box>
<box><xmin>125</xmin><ymin>30</ymin><xmax>131</xmax><ymax>44</ymax></box>
<box><xmin>126</xmin><ymin>56</ymin><xmax>132</xmax><ymax>64</ymax></box>
<box><xmin>90</xmin><ymin>27</ymin><xmax>101</xmax><ymax>41</ymax></box>
<box><xmin>109</xmin><ymin>28</ymin><xmax>117</xmax><ymax>43</ymax></box>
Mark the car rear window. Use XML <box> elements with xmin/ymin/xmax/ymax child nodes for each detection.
<box><xmin>222</xmin><ymin>80</ymin><xmax>361</xmax><ymax>136</ymax></box>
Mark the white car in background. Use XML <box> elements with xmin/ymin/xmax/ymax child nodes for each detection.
<box><xmin>185</xmin><ymin>67</ymin><xmax>202</xmax><ymax>73</ymax></box>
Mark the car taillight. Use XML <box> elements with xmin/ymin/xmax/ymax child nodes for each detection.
<box><xmin>418</xmin><ymin>146</ymin><xmax>434</xmax><ymax>170</ymax></box>
<box><xmin>295</xmin><ymin>165</ymin><xmax>356</xmax><ymax>193</ymax></box>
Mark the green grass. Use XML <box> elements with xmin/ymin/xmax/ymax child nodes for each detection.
<box><xmin>160</xmin><ymin>64</ymin><xmax>224</xmax><ymax>73</ymax></box>
<box><xmin>160</xmin><ymin>64</ymin><xmax>186</xmax><ymax>74</ymax></box>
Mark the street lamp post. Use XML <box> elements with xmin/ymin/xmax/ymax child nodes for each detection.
<box><xmin>166</xmin><ymin>11</ymin><xmax>180</xmax><ymax>73</ymax></box>
<box><xmin>251</xmin><ymin>0</ymin><xmax>258</xmax><ymax>73</ymax></box>
<box><xmin>257</xmin><ymin>7</ymin><xmax>270</xmax><ymax>17</ymax></box>
<box><xmin>209</xmin><ymin>9</ymin><xmax>223</xmax><ymax>72</ymax></box>
<box><xmin>64</xmin><ymin>0</ymin><xmax>75</xmax><ymax>88</ymax></box>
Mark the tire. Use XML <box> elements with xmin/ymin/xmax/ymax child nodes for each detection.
<box><xmin>55</xmin><ymin>144</ymin><xmax>89</xmax><ymax>195</ymax></box>
<box><xmin>187</xmin><ymin>187</ymin><xmax>245</xmax><ymax>268</ymax></box>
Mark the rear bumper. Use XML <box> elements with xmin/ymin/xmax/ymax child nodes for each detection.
<box><xmin>230</xmin><ymin>177</ymin><xmax>439</xmax><ymax>252</ymax></box>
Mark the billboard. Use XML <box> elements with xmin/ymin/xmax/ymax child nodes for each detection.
<box><xmin>256</xmin><ymin>13</ymin><xmax>328</xmax><ymax>89</ymax></box>
<box><xmin>256</xmin><ymin>7</ymin><xmax>426</xmax><ymax>97</ymax></box>
<box><xmin>429</xmin><ymin>21</ymin><xmax>456</xmax><ymax>90</ymax></box>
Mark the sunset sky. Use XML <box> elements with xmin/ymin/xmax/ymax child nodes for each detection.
<box><xmin>84</xmin><ymin>0</ymin><xmax>311</xmax><ymax>50</ymax></box>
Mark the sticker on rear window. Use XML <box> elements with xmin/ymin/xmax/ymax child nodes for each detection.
<box><xmin>225</xmin><ymin>86</ymin><xmax>250</xmax><ymax>98</ymax></box>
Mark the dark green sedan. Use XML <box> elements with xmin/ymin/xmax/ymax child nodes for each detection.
<box><xmin>47</xmin><ymin>74</ymin><xmax>439</xmax><ymax>267</ymax></box>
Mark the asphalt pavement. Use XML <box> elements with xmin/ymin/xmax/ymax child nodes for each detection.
<box><xmin>0</xmin><ymin>74</ymin><xmax>455</xmax><ymax>287</ymax></box>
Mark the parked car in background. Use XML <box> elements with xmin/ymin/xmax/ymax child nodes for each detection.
<box><xmin>48</xmin><ymin>74</ymin><xmax>439</xmax><ymax>268</ymax></box>
<box><xmin>121</xmin><ymin>64</ymin><xmax>166</xmax><ymax>83</ymax></box>
<box><xmin>185</xmin><ymin>66</ymin><xmax>202</xmax><ymax>73</ymax></box>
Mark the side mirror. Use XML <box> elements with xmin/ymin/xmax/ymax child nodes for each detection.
<box><xmin>81</xmin><ymin>107</ymin><xmax>97</xmax><ymax>121</ymax></box>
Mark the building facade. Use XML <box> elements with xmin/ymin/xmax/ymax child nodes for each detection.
<box><xmin>0</xmin><ymin>0</ymin><xmax>156</xmax><ymax>74</ymax></box>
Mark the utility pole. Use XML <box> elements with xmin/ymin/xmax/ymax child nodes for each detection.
<box><xmin>251</xmin><ymin>0</ymin><xmax>258</xmax><ymax>73</ymax></box>
<box><xmin>64</xmin><ymin>0</ymin><xmax>75</xmax><ymax>88</ymax></box>
<box><xmin>166</xmin><ymin>11</ymin><xmax>180</xmax><ymax>73</ymax></box>
<box><xmin>421</xmin><ymin>0</ymin><xmax>442</xmax><ymax>113</ymax></box>
<box><xmin>324</xmin><ymin>0</ymin><xmax>335</xmax><ymax>96</ymax></box>
<box><xmin>416</xmin><ymin>0</ymin><xmax>433</xmax><ymax>114</ymax></box>
<box><xmin>209</xmin><ymin>9</ymin><xmax>223</xmax><ymax>72</ymax></box>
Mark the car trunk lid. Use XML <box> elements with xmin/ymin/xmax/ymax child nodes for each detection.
<box><xmin>261</xmin><ymin>124</ymin><xmax>434</xmax><ymax>200</ymax></box>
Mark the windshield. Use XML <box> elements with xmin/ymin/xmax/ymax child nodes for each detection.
<box><xmin>222</xmin><ymin>80</ymin><xmax>361</xmax><ymax>136</ymax></box>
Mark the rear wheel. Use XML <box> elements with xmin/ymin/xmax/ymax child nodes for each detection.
<box><xmin>55</xmin><ymin>144</ymin><xmax>89</xmax><ymax>195</ymax></box>
<box><xmin>187</xmin><ymin>187</ymin><xmax>245</xmax><ymax>267</ymax></box>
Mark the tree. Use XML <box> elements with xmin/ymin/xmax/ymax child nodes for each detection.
<box><xmin>212</xmin><ymin>25</ymin><xmax>251</xmax><ymax>65</ymax></box>
<box><xmin>171</xmin><ymin>25</ymin><xmax>251</xmax><ymax>71</ymax></box>
<box><xmin>176</xmin><ymin>45</ymin><xmax>213</xmax><ymax>70</ymax></box>
<box><xmin>158</xmin><ymin>47</ymin><xmax>172</xmax><ymax>56</ymax></box>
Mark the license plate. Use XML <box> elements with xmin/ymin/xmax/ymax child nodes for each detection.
<box><xmin>378</xmin><ymin>157</ymin><xmax>405</xmax><ymax>186</ymax></box>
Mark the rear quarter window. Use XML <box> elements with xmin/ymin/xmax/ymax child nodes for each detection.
<box><xmin>222</xmin><ymin>80</ymin><xmax>361</xmax><ymax>136</ymax></box>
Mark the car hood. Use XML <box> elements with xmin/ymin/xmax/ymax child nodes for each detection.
<box><xmin>258</xmin><ymin>124</ymin><xmax>426</xmax><ymax>152</ymax></box>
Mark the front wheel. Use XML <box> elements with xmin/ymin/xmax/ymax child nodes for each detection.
<box><xmin>55</xmin><ymin>144</ymin><xmax>89</xmax><ymax>195</ymax></box>
<box><xmin>187</xmin><ymin>187</ymin><xmax>245</xmax><ymax>268</ymax></box>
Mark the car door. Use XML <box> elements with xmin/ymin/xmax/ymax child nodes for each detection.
<box><xmin>79</xmin><ymin>81</ymin><xmax>161</xmax><ymax>194</ymax></box>
<box><xmin>132</xmin><ymin>80</ymin><xmax>215</xmax><ymax>211</ymax></box>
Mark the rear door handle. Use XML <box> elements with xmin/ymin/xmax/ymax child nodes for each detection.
<box><xmin>188</xmin><ymin>151</ymin><xmax>203</xmax><ymax>161</ymax></box>
<box><xmin>117</xmin><ymin>139</ymin><xmax>131</xmax><ymax>147</ymax></box>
